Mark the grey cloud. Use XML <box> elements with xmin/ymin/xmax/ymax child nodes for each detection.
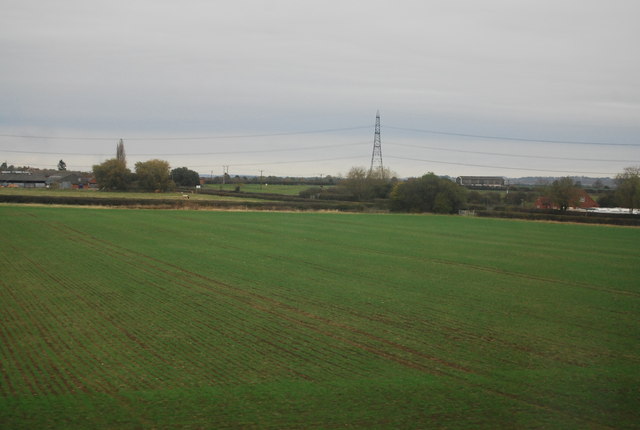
<box><xmin>1</xmin><ymin>0</ymin><xmax>638</xmax><ymax>177</ymax></box>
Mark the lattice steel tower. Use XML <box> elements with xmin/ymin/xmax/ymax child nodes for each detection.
<box><xmin>369</xmin><ymin>110</ymin><xmax>383</xmax><ymax>176</ymax></box>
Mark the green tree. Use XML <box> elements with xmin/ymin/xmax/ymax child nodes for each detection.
<box><xmin>504</xmin><ymin>190</ymin><xmax>529</xmax><ymax>207</ymax></box>
<box><xmin>546</xmin><ymin>177</ymin><xmax>581</xmax><ymax>212</ymax></box>
<box><xmin>135</xmin><ymin>159</ymin><xmax>173</xmax><ymax>192</ymax></box>
<box><xmin>615</xmin><ymin>166</ymin><xmax>640</xmax><ymax>213</ymax></box>
<box><xmin>597</xmin><ymin>191</ymin><xmax>617</xmax><ymax>208</ymax></box>
<box><xmin>391</xmin><ymin>173</ymin><xmax>467</xmax><ymax>213</ymax></box>
<box><xmin>171</xmin><ymin>167</ymin><xmax>200</xmax><ymax>187</ymax></box>
<box><xmin>467</xmin><ymin>190</ymin><xmax>483</xmax><ymax>205</ymax></box>
<box><xmin>93</xmin><ymin>159</ymin><xmax>132</xmax><ymax>191</ymax></box>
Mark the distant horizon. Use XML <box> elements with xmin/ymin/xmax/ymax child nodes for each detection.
<box><xmin>1</xmin><ymin>165</ymin><xmax>619</xmax><ymax>187</ymax></box>
<box><xmin>2</xmin><ymin>121</ymin><xmax>638</xmax><ymax>180</ymax></box>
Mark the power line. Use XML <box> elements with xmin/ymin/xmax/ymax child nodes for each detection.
<box><xmin>0</xmin><ymin>126</ymin><xmax>371</xmax><ymax>141</ymax></box>
<box><xmin>0</xmin><ymin>142</ymin><xmax>370</xmax><ymax>157</ymax></box>
<box><xmin>385</xmin><ymin>141</ymin><xmax>639</xmax><ymax>163</ymax></box>
<box><xmin>386</xmin><ymin>155</ymin><xmax>618</xmax><ymax>176</ymax></box>
<box><xmin>189</xmin><ymin>156</ymin><xmax>365</xmax><ymax>168</ymax></box>
<box><xmin>385</xmin><ymin>125</ymin><xmax>640</xmax><ymax>147</ymax></box>
<box><xmin>3</xmin><ymin>124</ymin><xmax>637</xmax><ymax>147</ymax></box>
<box><xmin>3</xmin><ymin>121</ymin><xmax>635</xmax><ymax>176</ymax></box>
<box><xmin>4</xmin><ymin>140</ymin><xmax>630</xmax><ymax>173</ymax></box>
<box><xmin>3</xmin><ymin>122</ymin><xmax>638</xmax><ymax>151</ymax></box>
<box><xmin>2</xmin><ymin>149</ymin><xmax>113</xmax><ymax>156</ymax></box>
<box><xmin>4</xmin><ymin>139</ymin><xmax>632</xmax><ymax>165</ymax></box>
<box><xmin>9</xmin><ymin>154</ymin><xmax>620</xmax><ymax>176</ymax></box>
<box><xmin>3</xmin><ymin>155</ymin><xmax>366</xmax><ymax>171</ymax></box>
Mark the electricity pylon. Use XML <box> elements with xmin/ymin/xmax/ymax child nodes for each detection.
<box><xmin>369</xmin><ymin>110</ymin><xmax>383</xmax><ymax>177</ymax></box>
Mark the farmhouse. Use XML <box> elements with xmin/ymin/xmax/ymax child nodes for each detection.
<box><xmin>535</xmin><ymin>189</ymin><xmax>599</xmax><ymax>210</ymax></box>
<box><xmin>0</xmin><ymin>171</ymin><xmax>48</xmax><ymax>188</ymax></box>
<box><xmin>456</xmin><ymin>176</ymin><xmax>505</xmax><ymax>188</ymax></box>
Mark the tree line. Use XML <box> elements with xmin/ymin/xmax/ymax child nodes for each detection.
<box><xmin>313</xmin><ymin>166</ymin><xmax>640</xmax><ymax>214</ymax></box>
<box><xmin>537</xmin><ymin>169</ymin><xmax>639</xmax><ymax>213</ymax></box>
<box><xmin>307</xmin><ymin>167</ymin><xmax>468</xmax><ymax>214</ymax></box>
<box><xmin>93</xmin><ymin>159</ymin><xmax>201</xmax><ymax>191</ymax></box>
<box><xmin>93</xmin><ymin>143</ymin><xmax>200</xmax><ymax>191</ymax></box>
<box><xmin>90</xmin><ymin>145</ymin><xmax>640</xmax><ymax>215</ymax></box>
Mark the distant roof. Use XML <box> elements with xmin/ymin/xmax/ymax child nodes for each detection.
<box><xmin>0</xmin><ymin>172</ymin><xmax>48</xmax><ymax>182</ymax></box>
<box><xmin>46</xmin><ymin>173</ymin><xmax>86</xmax><ymax>184</ymax></box>
<box><xmin>457</xmin><ymin>176</ymin><xmax>505</xmax><ymax>180</ymax></box>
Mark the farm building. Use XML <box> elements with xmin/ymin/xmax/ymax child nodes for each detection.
<box><xmin>535</xmin><ymin>189</ymin><xmax>599</xmax><ymax>210</ymax></box>
<box><xmin>456</xmin><ymin>176</ymin><xmax>505</xmax><ymax>187</ymax></box>
<box><xmin>46</xmin><ymin>173</ymin><xmax>92</xmax><ymax>189</ymax></box>
<box><xmin>0</xmin><ymin>171</ymin><xmax>48</xmax><ymax>188</ymax></box>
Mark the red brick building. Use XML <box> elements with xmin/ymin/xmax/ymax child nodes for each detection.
<box><xmin>535</xmin><ymin>189</ymin><xmax>599</xmax><ymax>210</ymax></box>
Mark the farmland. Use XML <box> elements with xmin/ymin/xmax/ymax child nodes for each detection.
<box><xmin>0</xmin><ymin>187</ymin><xmax>266</xmax><ymax>203</ymax></box>
<box><xmin>204</xmin><ymin>183</ymin><xmax>320</xmax><ymax>195</ymax></box>
<box><xmin>0</xmin><ymin>205</ymin><xmax>639</xmax><ymax>429</ymax></box>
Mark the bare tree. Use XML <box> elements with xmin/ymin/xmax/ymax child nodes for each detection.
<box><xmin>615</xmin><ymin>166</ymin><xmax>640</xmax><ymax>213</ymax></box>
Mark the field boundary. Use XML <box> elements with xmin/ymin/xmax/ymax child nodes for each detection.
<box><xmin>477</xmin><ymin>208</ymin><xmax>640</xmax><ymax>226</ymax></box>
<box><xmin>0</xmin><ymin>193</ymin><xmax>370</xmax><ymax>212</ymax></box>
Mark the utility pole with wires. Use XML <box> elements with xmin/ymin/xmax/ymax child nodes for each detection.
<box><xmin>369</xmin><ymin>110</ymin><xmax>383</xmax><ymax>177</ymax></box>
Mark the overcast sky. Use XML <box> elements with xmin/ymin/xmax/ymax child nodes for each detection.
<box><xmin>1</xmin><ymin>0</ymin><xmax>639</xmax><ymax>178</ymax></box>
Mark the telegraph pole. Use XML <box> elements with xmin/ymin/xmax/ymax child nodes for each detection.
<box><xmin>222</xmin><ymin>165</ymin><xmax>229</xmax><ymax>184</ymax></box>
<box><xmin>221</xmin><ymin>165</ymin><xmax>229</xmax><ymax>190</ymax></box>
<box><xmin>369</xmin><ymin>110</ymin><xmax>383</xmax><ymax>177</ymax></box>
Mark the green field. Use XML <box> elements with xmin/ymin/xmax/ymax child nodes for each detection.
<box><xmin>0</xmin><ymin>187</ymin><xmax>266</xmax><ymax>202</ymax></box>
<box><xmin>1</xmin><ymin>206</ymin><xmax>638</xmax><ymax>429</ymax></box>
<box><xmin>204</xmin><ymin>183</ymin><xmax>318</xmax><ymax>195</ymax></box>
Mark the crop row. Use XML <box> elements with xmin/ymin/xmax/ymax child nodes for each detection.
<box><xmin>1</xmin><ymin>206</ymin><xmax>639</xmax><ymax>428</ymax></box>
<box><xmin>2</xmin><ymin>215</ymin><xmax>422</xmax><ymax>397</ymax></box>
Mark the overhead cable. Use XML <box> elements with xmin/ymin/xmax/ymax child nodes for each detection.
<box><xmin>0</xmin><ymin>142</ymin><xmax>370</xmax><ymax>157</ymax></box>
<box><xmin>385</xmin><ymin>125</ymin><xmax>640</xmax><ymax>147</ymax></box>
<box><xmin>385</xmin><ymin>141</ymin><xmax>639</xmax><ymax>163</ymax></box>
<box><xmin>385</xmin><ymin>155</ymin><xmax>617</xmax><ymax>176</ymax></box>
<box><xmin>0</xmin><ymin>126</ymin><xmax>371</xmax><ymax>141</ymax></box>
